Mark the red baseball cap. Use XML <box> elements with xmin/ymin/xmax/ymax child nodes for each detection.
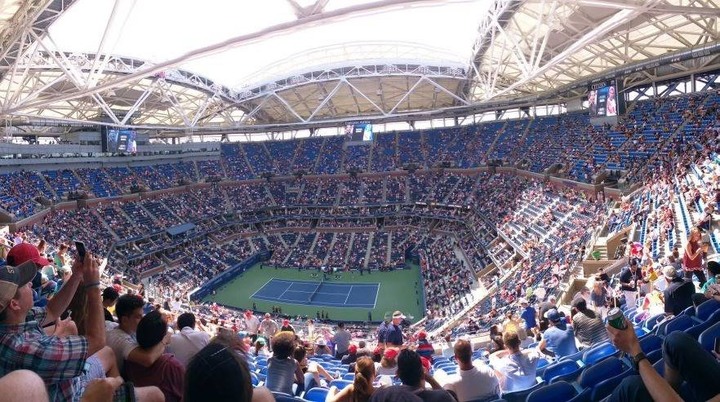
<box><xmin>420</xmin><ymin>357</ymin><xmax>431</xmax><ymax>372</ymax></box>
<box><xmin>348</xmin><ymin>344</ymin><xmax>357</xmax><ymax>354</ymax></box>
<box><xmin>7</xmin><ymin>243</ymin><xmax>52</xmax><ymax>267</ymax></box>
<box><xmin>417</xmin><ymin>331</ymin><xmax>427</xmax><ymax>340</ymax></box>
<box><xmin>384</xmin><ymin>348</ymin><xmax>399</xmax><ymax>360</ymax></box>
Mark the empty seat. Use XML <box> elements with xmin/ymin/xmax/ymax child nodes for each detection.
<box><xmin>527</xmin><ymin>381</ymin><xmax>577</xmax><ymax>402</ymax></box>
<box><xmin>502</xmin><ymin>382</ymin><xmax>544</xmax><ymax>402</ymax></box>
<box><xmin>663</xmin><ymin>315</ymin><xmax>694</xmax><ymax>335</ymax></box>
<box><xmin>329</xmin><ymin>379</ymin><xmax>353</xmax><ymax>390</ymax></box>
<box><xmin>577</xmin><ymin>357</ymin><xmax>625</xmax><ymax>390</ymax></box>
<box><xmin>696</xmin><ymin>299</ymin><xmax>720</xmax><ymax>322</ymax></box>
<box><xmin>698</xmin><ymin>321</ymin><xmax>720</xmax><ymax>353</ymax></box>
<box><xmin>591</xmin><ymin>369</ymin><xmax>633</xmax><ymax>401</ymax></box>
<box><xmin>542</xmin><ymin>360</ymin><xmax>583</xmax><ymax>384</ymax></box>
<box><xmin>582</xmin><ymin>343</ymin><xmax>617</xmax><ymax>365</ymax></box>
<box><xmin>639</xmin><ymin>335</ymin><xmax>663</xmax><ymax>354</ymax></box>
<box><xmin>303</xmin><ymin>387</ymin><xmax>329</xmax><ymax>402</ymax></box>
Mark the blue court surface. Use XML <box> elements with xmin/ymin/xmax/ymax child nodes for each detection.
<box><xmin>251</xmin><ymin>279</ymin><xmax>379</xmax><ymax>308</ymax></box>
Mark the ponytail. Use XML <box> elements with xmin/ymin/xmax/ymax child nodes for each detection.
<box><xmin>352</xmin><ymin>372</ymin><xmax>373</xmax><ymax>402</ymax></box>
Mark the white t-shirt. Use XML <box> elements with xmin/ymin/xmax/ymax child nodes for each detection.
<box><xmin>442</xmin><ymin>364</ymin><xmax>501</xmax><ymax>402</ymax></box>
<box><xmin>245</xmin><ymin>316</ymin><xmax>260</xmax><ymax>334</ymax></box>
<box><xmin>168</xmin><ymin>327</ymin><xmax>211</xmax><ymax>367</ymax></box>
<box><xmin>491</xmin><ymin>350</ymin><xmax>540</xmax><ymax>393</ymax></box>
<box><xmin>106</xmin><ymin>327</ymin><xmax>139</xmax><ymax>373</ymax></box>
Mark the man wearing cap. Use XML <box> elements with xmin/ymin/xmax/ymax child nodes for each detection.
<box><xmin>332</xmin><ymin>321</ymin><xmax>352</xmax><ymax>359</ymax></box>
<box><xmin>102</xmin><ymin>286</ymin><xmax>119</xmax><ymax>322</ymax></box>
<box><xmin>6</xmin><ymin>242</ymin><xmax>54</xmax><ymax>296</ymax></box>
<box><xmin>661</xmin><ymin>265</ymin><xmax>694</xmax><ymax>316</ymax></box>
<box><xmin>538</xmin><ymin>309</ymin><xmax>577</xmax><ymax>358</ymax></box>
<box><xmin>385</xmin><ymin>310</ymin><xmax>405</xmax><ymax>347</ymax></box>
<box><xmin>167</xmin><ymin>312</ymin><xmax>210</xmax><ymax>368</ymax></box>
<box><xmin>537</xmin><ymin>295</ymin><xmax>556</xmax><ymax>333</ymax></box>
<box><xmin>570</xmin><ymin>297</ymin><xmax>608</xmax><ymax>349</ymax></box>
<box><xmin>341</xmin><ymin>344</ymin><xmax>358</xmax><ymax>365</ymax></box>
<box><xmin>0</xmin><ymin>253</ymin><xmax>162</xmax><ymax>401</ymax></box>
<box><xmin>244</xmin><ymin>310</ymin><xmax>260</xmax><ymax>341</ymax></box>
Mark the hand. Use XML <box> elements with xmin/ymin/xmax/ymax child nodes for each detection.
<box><xmin>80</xmin><ymin>376</ymin><xmax>124</xmax><ymax>402</ymax></box>
<box><xmin>70</xmin><ymin>257</ymin><xmax>84</xmax><ymax>281</ymax></box>
<box><xmin>82</xmin><ymin>253</ymin><xmax>100</xmax><ymax>284</ymax></box>
<box><xmin>606</xmin><ymin>317</ymin><xmax>642</xmax><ymax>356</ymax></box>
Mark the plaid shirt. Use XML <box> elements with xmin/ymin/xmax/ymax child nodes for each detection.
<box><xmin>0</xmin><ymin>307</ymin><xmax>88</xmax><ymax>402</ymax></box>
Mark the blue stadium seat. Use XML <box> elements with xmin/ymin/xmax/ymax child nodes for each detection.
<box><xmin>501</xmin><ymin>382</ymin><xmax>544</xmax><ymax>402</ymax></box>
<box><xmin>567</xmin><ymin>388</ymin><xmax>591</xmax><ymax>402</ymax></box>
<box><xmin>662</xmin><ymin>315</ymin><xmax>694</xmax><ymax>335</ymax></box>
<box><xmin>342</xmin><ymin>373</ymin><xmax>355</xmax><ymax>380</ymax></box>
<box><xmin>329</xmin><ymin>379</ymin><xmax>353</xmax><ymax>390</ymax></box>
<box><xmin>527</xmin><ymin>381</ymin><xmax>577</xmax><ymax>402</ymax></box>
<box><xmin>272</xmin><ymin>392</ymin><xmax>302</xmax><ymax>402</ymax></box>
<box><xmin>645</xmin><ymin>348</ymin><xmax>663</xmax><ymax>365</ymax></box>
<box><xmin>303</xmin><ymin>387</ymin><xmax>329</xmax><ymax>402</ymax></box>
<box><xmin>590</xmin><ymin>369</ymin><xmax>634</xmax><ymax>401</ymax></box>
<box><xmin>542</xmin><ymin>360</ymin><xmax>583</xmax><ymax>383</ymax></box>
<box><xmin>653</xmin><ymin>358</ymin><xmax>665</xmax><ymax>376</ymax></box>
<box><xmin>577</xmin><ymin>357</ymin><xmax>625</xmax><ymax>390</ymax></box>
<box><xmin>696</xmin><ymin>299</ymin><xmax>720</xmax><ymax>322</ymax></box>
<box><xmin>638</xmin><ymin>335</ymin><xmax>662</xmax><ymax>354</ymax></box>
<box><xmin>250</xmin><ymin>372</ymin><xmax>259</xmax><ymax>386</ymax></box>
<box><xmin>698</xmin><ymin>321</ymin><xmax>720</xmax><ymax>353</ymax></box>
<box><xmin>582</xmin><ymin>342</ymin><xmax>617</xmax><ymax>365</ymax></box>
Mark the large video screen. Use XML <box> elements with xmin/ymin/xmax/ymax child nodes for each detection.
<box><xmin>588</xmin><ymin>83</ymin><xmax>618</xmax><ymax>117</ymax></box>
<box><xmin>103</xmin><ymin>128</ymin><xmax>137</xmax><ymax>154</ymax></box>
<box><xmin>344</xmin><ymin>122</ymin><xmax>374</xmax><ymax>142</ymax></box>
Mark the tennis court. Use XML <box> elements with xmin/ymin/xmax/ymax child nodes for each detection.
<box><xmin>251</xmin><ymin>278</ymin><xmax>379</xmax><ymax>308</ymax></box>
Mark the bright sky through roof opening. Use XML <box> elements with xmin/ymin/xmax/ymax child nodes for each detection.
<box><xmin>44</xmin><ymin>0</ymin><xmax>489</xmax><ymax>89</ymax></box>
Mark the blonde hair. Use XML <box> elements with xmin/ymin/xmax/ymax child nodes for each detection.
<box><xmin>352</xmin><ymin>357</ymin><xmax>375</xmax><ymax>402</ymax></box>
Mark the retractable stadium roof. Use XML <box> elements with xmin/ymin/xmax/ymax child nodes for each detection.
<box><xmin>0</xmin><ymin>0</ymin><xmax>718</xmax><ymax>138</ymax></box>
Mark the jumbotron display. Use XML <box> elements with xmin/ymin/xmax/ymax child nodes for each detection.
<box><xmin>102</xmin><ymin>127</ymin><xmax>138</xmax><ymax>154</ymax></box>
<box><xmin>588</xmin><ymin>82</ymin><xmax>618</xmax><ymax>117</ymax></box>
<box><xmin>344</xmin><ymin>121</ymin><xmax>374</xmax><ymax>142</ymax></box>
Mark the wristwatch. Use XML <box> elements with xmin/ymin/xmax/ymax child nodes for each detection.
<box><xmin>632</xmin><ymin>352</ymin><xmax>647</xmax><ymax>371</ymax></box>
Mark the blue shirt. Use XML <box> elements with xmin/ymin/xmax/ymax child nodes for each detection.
<box><xmin>377</xmin><ymin>322</ymin><xmax>388</xmax><ymax>344</ymax></box>
<box><xmin>385</xmin><ymin>324</ymin><xmax>403</xmax><ymax>346</ymax></box>
<box><xmin>520</xmin><ymin>306</ymin><xmax>537</xmax><ymax>329</ymax></box>
<box><xmin>542</xmin><ymin>321</ymin><xmax>578</xmax><ymax>358</ymax></box>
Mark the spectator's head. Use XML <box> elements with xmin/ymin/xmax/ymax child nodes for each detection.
<box><xmin>101</xmin><ymin>286</ymin><xmax>119</xmax><ymax>306</ymax></box>
<box><xmin>184</xmin><ymin>342</ymin><xmax>253</xmax><ymax>402</ymax></box>
<box><xmin>416</xmin><ymin>331</ymin><xmax>427</xmax><ymax>342</ymax></box>
<box><xmin>503</xmin><ymin>329</ymin><xmax>522</xmax><ymax>352</ymax></box>
<box><xmin>707</xmin><ymin>261</ymin><xmax>720</xmax><ymax>277</ymax></box>
<box><xmin>453</xmin><ymin>339</ymin><xmax>473</xmax><ymax>365</ymax></box>
<box><xmin>337</xmin><ymin>322</ymin><xmax>345</xmax><ymax>329</ymax></box>
<box><xmin>571</xmin><ymin>297</ymin><xmax>588</xmax><ymax>313</ymax></box>
<box><xmin>292</xmin><ymin>344</ymin><xmax>307</xmax><ymax>364</ymax></box>
<box><xmin>0</xmin><ymin>261</ymin><xmax>38</xmax><ymax>323</ymax></box>
<box><xmin>373</xmin><ymin>345</ymin><xmax>384</xmax><ymax>362</ymax></box>
<box><xmin>348</xmin><ymin>344</ymin><xmax>357</xmax><ymax>355</ymax></box>
<box><xmin>136</xmin><ymin>310</ymin><xmax>168</xmax><ymax>349</ymax></box>
<box><xmin>519</xmin><ymin>298</ymin><xmax>528</xmax><ymax>308</ymax></box>
<box><xmin>544</xmin><ymin>309</ymin><xmax>562</xmax><ymax>327</ymax></box>
<box><xmin>663</xmin><ymin>266</ymin><xmax>678</xmax><ymax>282</ymax></box>
<box><xmin>177</xmin><ymin>312</ymin><xmax>196</xmax><ymax>330</ymax></box>
<box><xmin>271</xmin><ymin>331</ymin><xmax>295</xmax><ymax>359</ymax></box>
<box><xmin>392</xmin><ymin>310</ymin><xmax>405</xmax><ymax>325</ymax></box>
<box><xmin>396</xmin><ymin>349</ymin><xmax>424</xmax><ymax>387</ymax></box>
<box><xmin>353</xmin><ymin>356</ymin><xmax>376</xmax><ymax>401</ymax></box>
<box><xmin>213</xmin><ymin>328</ymin><xmax>248</xmax><ymax>353</ymax></box>
<box><xmin>115</xmin><ymin>294</ymin><xmax>145</xmax><ymax>332</ymax></box>
<box><xmin>381</xmin><ymin>348</ymin><xmax>398</xmax><ymax>369</ymax></box>
<box><xmin>6</xmin><ymin>242</ymin><xmax>51</xmax><ymax>268</ymax></box>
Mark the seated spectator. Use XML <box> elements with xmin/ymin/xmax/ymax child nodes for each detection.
<box><xmin>124</xmin><ymin>310</ymin><xmax>183</xmax><ymax>402</ymax></box>
<box><xmin>661</xmin><ymin>266</ymin><xmax>694</xmax><ymax>316</ymax></box>
<box><xmin>213</xmin><ymin>327</ymin><xmax>250</xmax><ymax>353</ymax></box>
<box><xmin>376</xmin><ymin>348</ymin><xmax>399</xmax><ymax>376</ymax></box>
<box><xmin>0</xmin><ymin>255</ymin><xmax>162</xmax><ymax>401</ymax></box>
<box><xmin>489</xmin><ymin>329</ymin><xmax>540</xmax><ymax>393</ymax></box>
<box><xmin>607</xmin><ymin>317</ymin><xmax>720</xmax><ymax>402</ymax></box>
<box><xmin>328</xmin><ymin>356</ymin><xmax>376</xmax><ymax>402</ymax></box>
<box><xmin>440</xmin><ymin>339</ymin><xmax>500</xmax><ymax>402</ymax></box>
<box><xmin>315</xmin><ymin>338</ymin><xmax>331</xmax><ymax>356</ymax></box>
<box><xmin>184</xmin><ymin>342</ymin><xmax>274</xmax><ymax>402</ymax></box>
<box><xmin>700</xmin><ymin>261</ymin><xmax>720</xmax><ymax>294</ymax></box>
<box><xmin>102</xmin><ymin>286</ymin><xmax>119</xmax><ymax>322</ymax></box>
<box><xmin>294</xmin><ymin>344</ymin><xmax>336</xmax><ymax>391</ymax></box>
<box><xmin>266</xmin><ymin>331</ymin><xmax>303</xmax><ymax>395</ymax></box>
<box><xmin>538</xmin><ymin>309</ymin><xmax>578</xmax><ymax>358</ymax></box>
<box><xmin>341</xmin><ymin>344</ymin><xmax>359</xmax><ymax>365</ymax></box>
<box><xmin>106</xmin><ymin>294</ymin><xmax>166</xmax><ymax>374</ymax></box>
<box><xmin>168</xmin><ymin>312</ymin><xmax>210</xmax><ymax>367</ymax></box>
<box><xmin>415</xmin><ymin>331</ymin><xmax>435</xmax><ymax>361</ymax></box>
<box><xmin>371</xmin><ymin>349</ymin><xmax>455</xmax><ymax>402</ymax></box>
<box><xmin>570</xmin><ymin>297</ymin><xmax>609</xmax><ymax>348</ymax></box>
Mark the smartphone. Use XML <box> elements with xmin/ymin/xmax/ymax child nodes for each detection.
<box><xmin>715</xmin><ymin>337</ymin><xmax>720</xmax><ymax>354</ymax></box>
<box><xmin>74</xmin><ymin>241</ymin><xmax>86</xmax><ymax>261</ymax></box>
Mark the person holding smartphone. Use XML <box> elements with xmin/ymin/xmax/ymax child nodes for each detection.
<box><xmin>606</xmin><ymin>315</ymin><xmax>720</xmax><ymax>401</ymax></box>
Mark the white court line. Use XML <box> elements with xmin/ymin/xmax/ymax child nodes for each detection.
<box><xmin>249</xmin><ymin>277</ymin><xmax>275</xmax><ymax>299</ymax></box>
<box><xmin>372</xmin><ymin>283</ymin><xmax>380</xmax><ymax>309</ymax></box>
<box><xmin>344</xmin><ymin>285</ymin><xmax>353</xmax><ymax>305</ymax></box>
<box><xmin>277</xmin><ymin>281</ymin><xmax>295</xmax><ymax>300</ymax></box>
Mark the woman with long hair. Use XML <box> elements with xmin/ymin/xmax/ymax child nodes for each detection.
<box><xmin>683</xmin><ymin>227</ymin><xmax>707</xmax><ymax>286</ymax></box>
<box><xmin>327</xmin><ymin>356</ymin><xmax>376</xmax><ymax>402</ymax></box>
